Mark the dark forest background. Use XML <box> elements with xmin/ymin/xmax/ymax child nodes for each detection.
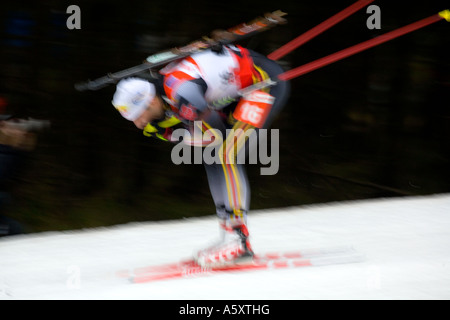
<box><xmin>1</xmin><ymin>0</ymin><xmax>449</xmax><ymax>233</ymax></box>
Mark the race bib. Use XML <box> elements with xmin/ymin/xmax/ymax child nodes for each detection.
<box><xmin>233</xmin><ymin>90</ymin><xmax>274</xmax><ymax>128</ymax></box>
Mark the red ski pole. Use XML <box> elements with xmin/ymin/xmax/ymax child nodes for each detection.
<box><xmin>268</xmin><ymin>0</ymin><xmax>375</xmax><ymax>61</ymax></box>
<box><xmin>278</xmin><ymin>10</ymin><xmax>450</xmax><ymax>81</ymax></box>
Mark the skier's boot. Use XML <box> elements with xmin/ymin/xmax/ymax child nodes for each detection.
<box><xmin>195</xmin><ymin>219</ymin><xmax>254</xmax><ymax>268</ymax></box>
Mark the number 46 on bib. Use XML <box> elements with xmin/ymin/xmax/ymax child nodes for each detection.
<box><xmin>233</xmin><ymin>90</ymin><xmax>275</xmax><ymax>128</ymax></box>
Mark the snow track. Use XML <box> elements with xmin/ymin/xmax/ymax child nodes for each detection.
<box><xmin>1</xmin><ymin>194</ymin><xmax>450</xmax><ymax>300</ymax></box>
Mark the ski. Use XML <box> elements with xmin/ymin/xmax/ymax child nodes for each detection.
<box><xmin>75</xmin><ymin>11</ymin><xmax>286</xmax><ymax>92</ymax></box>
<box><xmin>117</xmin><ymin>246</ymin><xmax>364</xmax><ymax>284</ymax></box>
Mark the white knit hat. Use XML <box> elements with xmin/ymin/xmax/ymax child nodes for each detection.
<box><xmin>112</xmin><ymin>78</ymin><xmax>156</xmax><ymax>121</ymax></box>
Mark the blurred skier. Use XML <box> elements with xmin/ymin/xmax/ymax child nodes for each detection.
<box><xmin>112</xmin><ymin>44</ymin><xmax>290</xmax><ymax>266</ymax></box>
<box><xmin>0</xmin><ymin>114</ymin><xmax>22</xmax><ymax>236</ymax></box>
<box><xmin>0</xmin><ymin>97</ymin><xmax>50</xmax><ymax>236</ymax></box>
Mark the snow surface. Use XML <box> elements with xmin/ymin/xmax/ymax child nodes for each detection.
<box><xmin>1</xmin><ymin>194</ymin><xmax>450</xmax><ymax>300</ymax></box>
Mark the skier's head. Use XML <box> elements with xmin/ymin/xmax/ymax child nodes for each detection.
<box><xmin>112</xmin><ymin>78</ymin><xmax>164</xmax><ymax>129</ymax></box>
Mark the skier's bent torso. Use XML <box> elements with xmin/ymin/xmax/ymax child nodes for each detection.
<box><xmin>112</xmin><ymin>45</ymin><xmax>290</xmax><ymax>267</ymax></box>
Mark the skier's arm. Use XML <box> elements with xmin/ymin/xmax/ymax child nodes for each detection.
<box><xmin>172</xmin><ymin>79</ymin><xmax>208</xmax><ymax>122</ymax></box>
<box><xmin>142</xmin><ymin>77</ymin><xmax>209</xmax><ymax>142</ymax></box>
<box><xmin>143</xmin><ymin>115</ymin><xmax>181</xmax><ymax>142</ymax></box>
<box><xmin>145</xmin><ymin>78</ymin><xmax>209</xmax><ymax>142</ymax></box>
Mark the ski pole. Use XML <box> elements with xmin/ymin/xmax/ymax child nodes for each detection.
<box><xmin>278</xmin><ymin>10</ymin><xmax>450</xmax><ymax>81</ymax></box>
<box><xmin>268</xmin><ymin>0</ymin><xmax>375</xmax><ymax>61</ymax></box>
<box><xmin>235</xmin><ymin>10</ymin><xmax>449</xmax><ymax>96</ymax></box>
